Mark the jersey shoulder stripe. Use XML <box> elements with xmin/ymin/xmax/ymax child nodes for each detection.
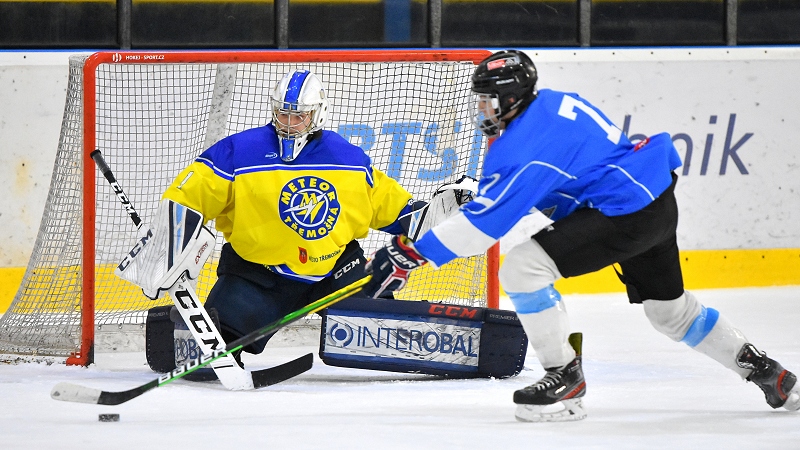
<box><xmin>234</xmin><ymin>163</ymin><xmax>374</xmax><ymax>186</ymax></box>
<box><xmin>196</xmin><ymin>156</ymin><xmax>235</xmax><ymax>181</ymax></box>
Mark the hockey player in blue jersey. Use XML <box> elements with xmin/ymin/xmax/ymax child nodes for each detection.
<box><xmin>364</xmin><ymin>49</ymin><xmax>800</xmax><ymax>422</ymax></box>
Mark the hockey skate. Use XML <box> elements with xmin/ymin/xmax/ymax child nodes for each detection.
<box><xmin>514</xmin><ymin>333</ymin><xmax>587</xmax><ymax>422</ymax></box>
<box><xmin>736</xmin><ymin>343</ymin><xmax>800</xmax><ymax>411</ymax></box>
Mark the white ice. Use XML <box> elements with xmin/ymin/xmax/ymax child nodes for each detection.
<box><xmin>2</xmin><ymin>286</ymin><xmax>799</xmax><ymax>449</ymax></box>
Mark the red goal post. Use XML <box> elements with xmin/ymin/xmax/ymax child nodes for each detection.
<box><xmin>0</xmin><ymin>50</ymin><xmax>500</xmax><ymax>367</ymax></box>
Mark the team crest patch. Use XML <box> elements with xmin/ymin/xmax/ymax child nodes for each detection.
<box><xmin>279</xmin><ymin>176</ymin><xmax>341</xmax><ymax>240</ymax></box>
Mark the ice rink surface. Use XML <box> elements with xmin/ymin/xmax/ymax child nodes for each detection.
<box><xmin>2</xmin><ymin>286</ymin><xmax>799</xmax><ymax>449</ymax></box>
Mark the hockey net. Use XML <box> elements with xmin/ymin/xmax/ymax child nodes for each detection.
<box><xmin>0</xmin><ymin>50</ymin><xmax>498</xmax><ymax>365</ymax></box>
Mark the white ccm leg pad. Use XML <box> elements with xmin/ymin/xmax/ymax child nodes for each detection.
<box><xmin>643</xmin><ymin>291</ymin><xmax>750</xmax><ymax>378</ymax></box>
<box><xmin>509</xmin><ymin>286</ymin><xmax>575</xmax><ymax>369</ymax></box>
<box><xmin>115</xmin><ymin>199</ymin><xmax>216</xmax><ymax>300</ymax></box>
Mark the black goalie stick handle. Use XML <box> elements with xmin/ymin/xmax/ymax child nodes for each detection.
<box><xmin>90</xmin><ymin>149</ymin><xmax>143</xmax><ymax>228</ymax></box>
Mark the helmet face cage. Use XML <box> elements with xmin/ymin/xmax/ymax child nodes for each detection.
<box><xmin>271</xmin><ymin>70</ymin><xmax>329</xmax><ymax>161</ymax></box>
<box><xmin>469</xmin><ymin>93</ymin><xmax>503</xmax><ymax>137</ymax></box>
<box><xmin>271</xmin><ymin>102</ymin><xmax>316</xmax><ymax>138</ymax></box>
<box><xmin>470</xmin><ymin>50</ymin><xmax>538</xmax><ymax>137</ymax></box>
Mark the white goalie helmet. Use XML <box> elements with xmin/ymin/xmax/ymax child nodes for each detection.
<box><xmin>271</xmin><ymin>69</ymin><xmax>330</xmax><ymax>161</ymax></box>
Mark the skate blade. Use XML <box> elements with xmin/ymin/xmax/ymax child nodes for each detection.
<box><xmin>515</xmin><ymin>398</ymin><xmax>588</xmax><ymax>423</ymax></box>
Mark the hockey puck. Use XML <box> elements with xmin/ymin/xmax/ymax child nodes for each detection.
<box><xmin>98</xmin><ymin>414</ymin><xmax>120</xmax><ymax>422</ymax></box>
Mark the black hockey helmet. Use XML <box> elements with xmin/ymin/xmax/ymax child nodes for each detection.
<box><xmin>470</xmin><ymin>50</ymin><xmax>538</xmax><ymax>136</ymax></box>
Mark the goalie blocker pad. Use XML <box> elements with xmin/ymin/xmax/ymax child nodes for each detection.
<box><xmin>319</xmin><ymin>297</ymin><xmax>527</xmax><ymax>378</ymax></box>
<box><xmin>115</xmin><ymin>199</ymin><xmax>216</xmax><ymax>300</ymax></box>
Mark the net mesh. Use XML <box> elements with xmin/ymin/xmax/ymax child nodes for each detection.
<box><xmin>0</xmin><ymin>53</ymin><xmax>489</xmax><ymax>359</ymax></box>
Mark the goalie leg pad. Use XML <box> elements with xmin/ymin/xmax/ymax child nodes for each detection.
<box><xmin>171</xmin><ymin>306</ymin><xmax>225</xmax><ymax>382</ymax></box>
<box><xmin>144</xmin><ymin>305</ymin><xmax>224</xmax><ymax>381</ymax></box>
<box><xmin>319</xmin><ymin>297</ymin><xmax>527</xmax><ymax>378</ymax></box>
<box><xmin>145</xmin><ymin>305</ymin><xmax>175</xmax><ymax>374</ymax></box>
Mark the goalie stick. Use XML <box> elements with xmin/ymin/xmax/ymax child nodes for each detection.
<box><xmin>89</xmin><ymin>149</ymin><xmax>306</xmax><ymax>390</ymax></box>
<box><xmin>50</xmin><ymin>275</ymin><xmax>370</xmax><ymax>405</ymax></box>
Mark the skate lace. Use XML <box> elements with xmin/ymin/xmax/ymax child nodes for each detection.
<box><xmin>529</xmin><ymin>369</ymin><xmax>563</xmax><ymax>392</ymax></box>
<box><xmin>739</xmin><ymin>345</ymin><xmax>770</xmax><ymax>374</ymax></box>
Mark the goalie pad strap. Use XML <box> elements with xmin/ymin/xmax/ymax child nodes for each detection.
<box><xmin>319</xmin><ymin>297</ymin><xmax>527</xmax><ymax>378</ymax></box>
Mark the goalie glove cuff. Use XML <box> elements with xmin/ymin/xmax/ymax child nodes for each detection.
<box><xmin>363</xmin><ymin>235</ymin><xmax>427</xmax><ymax>298</ymax></box>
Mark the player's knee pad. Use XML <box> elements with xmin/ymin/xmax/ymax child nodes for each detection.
<box><xmin>644</xmin><ymin>290</ymin><xmax>726</xmax><ymax>348</ymax></box>
<box><xmin>499</xmin><ymin>239</ymin><xmax>562</xmax><ymax>294</ymax></box>
<box><xmin>643</xmin><ymin>291</ymin><xmax>705</xmax><ymax>342</ymax></box>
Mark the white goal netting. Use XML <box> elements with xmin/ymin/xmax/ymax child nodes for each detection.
<box><xmin>0</xmin><ymin>51</ymin><xmax>494</xmax><ymax>363</ymax></box>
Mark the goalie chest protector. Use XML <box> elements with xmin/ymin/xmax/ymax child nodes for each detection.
<box><xmin>319</xmin><ymin>298</ymin><xmax>527</xmax><ymax>378</ymax></box>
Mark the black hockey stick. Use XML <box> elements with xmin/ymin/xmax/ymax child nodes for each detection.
<box><xmin>88</xmin><ymin>149</ymin><xmax>311</xmax><ymax>389</ymax></box>
<box><xmin>51</xmin><ymin>274</ymin><xmax>370</xmax><ymax>405</ymax></box>
<box><xmin>90</xmin><ymin>149</ymin><xmax>143</xmax><ymax>228</ymax></box>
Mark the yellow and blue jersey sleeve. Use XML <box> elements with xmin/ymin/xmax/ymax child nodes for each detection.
<box><xmin>163</xmin><ymin>125</ymin><xmax>412</xmax><ymax>282</ymax></box>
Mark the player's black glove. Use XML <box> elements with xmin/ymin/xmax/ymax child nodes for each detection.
<box><xmin>363</xmin><ymin>235</ymin><xmax>428</xmax><ymax>298</ymax></box>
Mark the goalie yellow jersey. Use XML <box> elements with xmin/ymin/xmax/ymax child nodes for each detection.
<box><xmin>163</xmin><ymin>124</ymin><xmax>413</xmax><ymax>283</ymax></box>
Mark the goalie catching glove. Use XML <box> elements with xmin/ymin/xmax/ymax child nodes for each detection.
<box><xmin>363</xmin><ymin>235</ymin><xmax>428</xmax><ymax>298</ymax></box>
<box><xmin>400</xmin><ymin>175</ymin><xmax>478</xmax><ymax>242</ymax></box>
<box><xmin>115</xmin><ymin>199</ymin><xmax>216</xmax><ymax>299</ymax></box>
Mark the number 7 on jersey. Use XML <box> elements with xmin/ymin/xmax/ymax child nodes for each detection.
<box><xmin>557</xmin><ymin>95</ymin><xmax>622</xmax><ymax>145</ymax></box>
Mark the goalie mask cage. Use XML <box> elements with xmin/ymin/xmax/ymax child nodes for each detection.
<box><xmin>0</xmin><ymin>50</ymin><xmax>500</xmax><ymax>366</ymax></box>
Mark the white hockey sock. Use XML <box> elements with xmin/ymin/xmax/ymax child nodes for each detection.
<box><xmin>692</xmin><ymin>314</ymin><xmax>750</xmax><ymax>378</ymax></box>
<box><xmin>511</xmin><ymin>287</ymin><xmax>575</xmax><ymax>369</ymax></box>
<box><xmin>644</xmin><ymin>291</ymin><xmax>750</xmax><ymax>379</ymax></box>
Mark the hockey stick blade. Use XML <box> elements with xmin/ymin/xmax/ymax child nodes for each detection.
<box><xmin>252</xmin><ymin>353</ymin><xmax>313</xmax><ymax>389</ymax></box>
<box><xmin>51</xmin><ymin>276</ymin><xmax>369</xmax><ymax>405</ymax></box>
<box><xmin>50</xmin><ymin>353</ymin><xmax>314</xmax><ymax>405</ymax></box>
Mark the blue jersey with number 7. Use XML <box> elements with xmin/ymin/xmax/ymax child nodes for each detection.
<box><xmin>413</xmin><ymin>88</ymin><xmax>683</xmax><ymax>266</ymax></box>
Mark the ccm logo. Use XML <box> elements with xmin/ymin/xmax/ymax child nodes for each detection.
<box><xmin>117</xmin><ymin>229</ymin><xmax>153</xmax><ymax>271</ymax></box>
<box><xmin>428</xmin><ymin>304</ymin><xmax>478</xmax><ymax>319</ymax></box>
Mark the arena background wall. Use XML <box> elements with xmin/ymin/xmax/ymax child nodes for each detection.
<box><xmin>1</xmin><ymin>46</ymin><xmax>799</xmax><ymax>312</ymax></box>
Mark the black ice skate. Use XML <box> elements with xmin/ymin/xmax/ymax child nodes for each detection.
<box><xmin>514</xmin><ymin>333</ymin><xmax>587</xmax><ymax>422</ymax></box>
<box><xmin>736</xmin><ymin>343</ymin><xmax>800</xmax><ymax>411</ymax></box>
